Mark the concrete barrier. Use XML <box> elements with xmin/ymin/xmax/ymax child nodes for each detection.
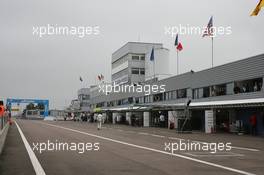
<box><xmin>0</xmin><ymin>117</ymin><xmax>9</xmax><ymax>155</ymax></box>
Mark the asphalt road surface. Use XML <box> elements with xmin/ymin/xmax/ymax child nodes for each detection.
<box><xmin>1</xmin><ymin>119</ymin><xmax>264</xmax><ymax>175</ymax></box>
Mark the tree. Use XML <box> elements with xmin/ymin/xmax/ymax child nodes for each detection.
<box><xmin>26</xmin><ymin>103</ymin><xmax>35</xmax><ymax>110</ymax></box>
<box><xmin>26</xmin><ymin>103</ymin><xmax>45</xmax><ymax>111</ymax></box>
<box><xmin>36</xmin><ymin>103</ymin><xmax>45</xmax><ymax>110</ymax></box>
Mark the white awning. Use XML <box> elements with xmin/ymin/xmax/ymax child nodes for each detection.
<box><xmin>103</xmin><ymin>106</ymin><xmax>148</xmax><ymax>111</ymax></box>
<box><xmin>190</xmin><ymin>98</ymin><xmax>264</xmax><ymax>107</ymax></box>
<box><xmin>101</xmin><ymin>98</ymin><xmax>264</xmax><ymax>112</ymax></box>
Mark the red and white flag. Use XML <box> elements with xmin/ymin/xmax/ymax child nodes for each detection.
<box><xmin>177</xmin><ymin>42</ymin><xmax>183</xmax><ymax>51</ymax></box>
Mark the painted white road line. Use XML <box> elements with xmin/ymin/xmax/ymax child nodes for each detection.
<box><xmin>231</xmin><ymin>146</ymin><xmax>259</xmax><ymax>152</ymax></box>
<box><xmin>41</xmin><ymin>122</ymin><xmax>255</xmax><ymax>175</ymax></box>
<box><xmin>167</xmin><ymin>136</ymin><xmax>259</xmax><ymax>152</ymax></box>
<box><xmin>185</xmin><ymin>152</ymin><xmax>244</xmax><ymax>157</ymax></box>
<box><xmin>192</xmin><ymin>140</ymin><xmax>260</xmax><ymax>152</ymax></box>
<box><xmin>93</xmin><ymin>125</ymin><xmax>259</xmax><ymax>152</ymax></box>
<box><xmin>116</xmin><ymin>129</ymin><xmax>259</xmax><ymax>152</ymax></box>
<box><xmin>150</xmin><ymin>134</ymin><xmax>165</xmax><ymax>138</ymax></box>
<box><xmin>15</xmin><ymin>121</ymin><xmax>46</xmax><ymax>175</ymax></box>
<box><xmin>138</xmin><ymin>132</ymin><xmax>149</xmax><ymax>135</ymax></box>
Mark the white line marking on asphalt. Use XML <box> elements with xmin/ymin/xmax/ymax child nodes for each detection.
<box><xmin>150</xmin><ymin>134</ymin><xmax>165</xmax><ymax>138</ymax></box>
<box><xmin>138</xmin><ymin>132</ymin><xmax>149</xmax><ymax>135</ymax></box>
<box><xmin>41</xmin><ymin>122</ymin><xmax>255</xmax><ymax>175</ymax></box>
<box><xmin>104</xmin><ymin>127</ymin><xmax>259</xmax><ymax>152</ymax></box>
<box><xmin>130</xmin><ymin>134</ymin><xmax>260</xmax><ymax>152</ymax></box>
<box><xmin>192</xmin><ymin>140</ymin><xmax>260</xmax><ymax>152</ymax></box>
<box><xmin>15</xmin><ymin>121</ymin><xmax>46</xmax><ymax>175</ymax></box>
<box><xmin>168</xmin><ymin>136</ymin><xmax>259</xmax><ymax>152</ymax></box>
<box><xmin>231</xmin><ymin>146</ymin><xmax>259</xmax><ymax>152</ymax></box>
<box><xmin>185</xmin><ymin>152</ymin><xmax>244</xmax><ymax>157</ymax></box>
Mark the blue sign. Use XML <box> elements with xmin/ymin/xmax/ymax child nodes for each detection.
<box><xmin>6</xmin><ymin>98</ymin><xmax>49</xmax><ymax>117</ymax></box>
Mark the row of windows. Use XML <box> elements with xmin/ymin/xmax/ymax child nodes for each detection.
<box><xmin>78</xmin><ymin>94</ymin><xmax>90</xmax><ymax>101</ymax></box>
<box><xmin>94</xmin><ymin>77</ymin><xmax>263</xmax><ymax>107</ymax></box>
<box><xmin>96</xmin><ymin>102</ymin><xmax>105</xmax><ymax>108</ymax></box>
<box><xmin>112</xmin><ymin>55</ymin><xmax>129</xmax><ymax>69</ymax></box>
<box><xmin>132</xmin><ymin>55</ymin><xmax>145</xmax><ymax>61</ymax></box>
<box><xmin>112</xmin><ymin>68</ymin><xmax>129</xmax><ymax>80</ymax></box>
<box><xmin>234</xmin><ymin>78</ymin><xmax>262</xmax><ymax>94</ymax></box>
<box><xmin>131</xmin><ymin>68</ymin><xmax>145</xmax><ymax>75</ymax></box>
<box><xmin>112</xmin><ymin>54</ymin><xmax>145</xmax><ymax>70</ymax></box>
<box><xmin>192</xmin><ymin>78</ymin><xmax>263</xmax><ymax>99</ymax></box>
<box><xmin>193</xmin><ymin>84</ymin><xmax>227</xmax><ymax>99</ymax></box>
<box><xmin>102</xmin><ymin>89</ymin><xmax>187</xmax><ymax>107</ymax></box>
<box><xmin>106</xmin><ymin>97</ymin><xmax>133</xmax><ymax>107</ymax></box>
<box><xmin>80</xmin><ymin>102</ymin><xmax>90</xmax><ymax>107</ymax></box>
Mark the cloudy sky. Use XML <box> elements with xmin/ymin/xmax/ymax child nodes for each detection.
<box><xmin>0</xmin><ymin>0</ymin><xmax>263</xmax><ymax>109</ymax></box>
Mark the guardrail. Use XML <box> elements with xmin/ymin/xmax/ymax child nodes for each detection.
<box><xmin>0</xmin><ymin>113</ymin><xmax>9</xmax><ymax>154</ymax></box>
<box><xmin>0</xmin><ymin>113</ymin><xmax>8</xmax><ymax>131</ymax></box>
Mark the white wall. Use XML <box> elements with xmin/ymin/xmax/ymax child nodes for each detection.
<box><xmin>143</xmin><ymin>112</ymin><xmax>150</xmax><ymax>127</ymax></box>
<box><xmin>145</xmin><ymin>48</ymin><xmax>171</xmax><ymax>81</ymax></box>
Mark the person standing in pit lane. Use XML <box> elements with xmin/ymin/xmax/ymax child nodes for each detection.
<box><xmin>97</xmin><ymin>113</ymin><xmax>103</xmax><ymax>130</ymax></box>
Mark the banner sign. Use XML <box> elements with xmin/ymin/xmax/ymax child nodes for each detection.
<box><xmin>205</xmin><ymin>110</ymin><xmax>214</xmax><ymax>133</ymax></box>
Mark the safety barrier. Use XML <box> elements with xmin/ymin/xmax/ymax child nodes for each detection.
<box><xmin>0</xmin><ymin>113</ymin><xmax>9</xmax><ymax>154</ymax></box>
<box><xmin>0</xmin><ymin>113</ymin><xmax>8</xmax><ymax>131</ymax></box>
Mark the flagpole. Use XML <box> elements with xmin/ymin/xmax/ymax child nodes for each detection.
<box><xmin>177</xmin><ymin>50</ymin><xmax>179</xmax><ymax>75</ymax></box>
<box><xmin>211</xmin><ymin>37</ymin><xmax>214</xmax><ymax>67</ymax></box>
<box><xmin>151</xmin><ymin>47</ymin><xmax>156</xmax><ymax>82</ymax></box>
<box><xmin>153</xmin><ymin>55</ymin><xmax>156</xmax><ymax>81</ymax></box>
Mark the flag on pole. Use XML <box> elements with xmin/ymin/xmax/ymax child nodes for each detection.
<box><xmin>202</xmin><ymin>16</ymin><xmax>214</xmax><ymax>37</ymax></box>
<box><xmin>177</xmin><ymin>43</ymin><xmax>183</xmax><ymax>51</ymax></box>
<box><xmin>174</xmin><ymin>34</ymin><xmax>179</xmax><ymax>46</ymax></box>
<box><xmin>97</xmin><ymin>75</ymin><xmax>101</xmax><ymax>81</ymax></box>
<box><xmin>150</xmin><ymin>47</ymin><xmax>154</xmax><ymax>61</ymax></box>
<box><xmin>251</xmin><ymin>0</ymin><xmax>264</xmax><ymax>16</ymax></box>
<box><xmin>203</xmin><ymin>16</ymin><xmax>214</xmax><ymax>67</ymax></box>
<box><xmin>174</xmin><ymin>34</ymin><xmax>183</xmax><ymax>51</ymax></box>
<box><xmin>97</xmin><ymin>74</ymin><xmax>104</xmax><ymax>81</ymax></box>
<box><xmin>79</xmin><ymin>76</ymin><xmax>83</xmax><ymax>82</ymax></box>
<box><xmin>174</xmin><ymin>34</ymin><xmax>183</xmax><ymax>75</ymax></box>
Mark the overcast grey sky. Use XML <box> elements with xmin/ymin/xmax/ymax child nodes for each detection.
<box><xmin>0</xmin><ymin>0</ymin><xmax>263</xmax><ymax>109</ymax></box>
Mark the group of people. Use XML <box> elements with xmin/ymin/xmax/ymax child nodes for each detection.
<box><xmin>65</xmin><ymin>111</ymin><xmax>263</xmax><ymax>135</ymax></box>
<box><xmin>66</xmin><ymin>112</ymin><xmax>104</xmax><ymax>130</ymax></box>
<box><xmin>234</xmin><ymin>81</ymin><xmax>262</xmax><ymax>94</ymax></box>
